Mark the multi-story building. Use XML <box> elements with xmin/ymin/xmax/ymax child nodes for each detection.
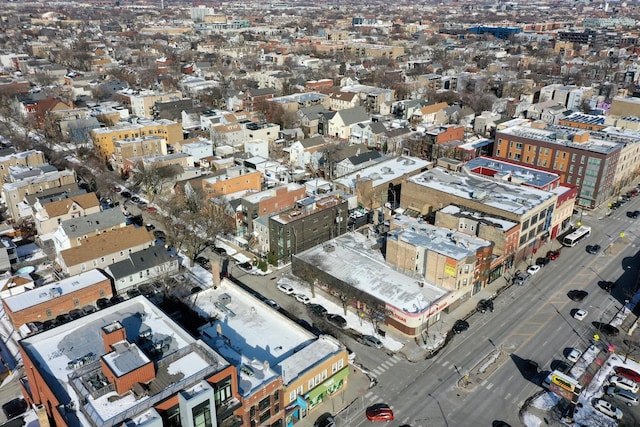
<box><xmin>33</xmin><ymin>192</ymin><xmax>101</xmax><ymax>235</ymax></box>
<box><xmin>494</xmin><ymin>122</ymin><xmax>625</xmax><ymax>208</ymax></box>
<box><xmin>238</xmin><ymin>183</ymin><xmax>307</xmax><ymax>237</ymax></box>
<box><xmin>243</xmin><ymin>88</ymin><xmax>276</xmax><ymax>112</ymax></box>
<box><xmin>51</xmin><ymin>208</ymin><xmax>128</xmax><ymax>252</ymax></box>
<box><xmin>401</xmin><ymin>166</ymin><xmax>559</xmax><ymax>266</ymax></box>
<box><xmin>0</xmin><ymin>149</ymin><xmax>46</xmax><ymax>182</ymax></box>
<box><xmin>269</xmin><ymin>195</ymin><xmax>349</xmax><ymax>261</ymax></box>
<box><xmin>112</xmin><ymin>135</ymin><xmax>167</xmax><ymax>173</ymax></box>
<box><xmin>196</xmin><ymin>279</ymin><xmax>349</xmax><ymax>427</ymax></box>
<box><xmin>201</xmin><ymin>166</ymin><xmax>263</xmax><ymax>200</ymax></box>
<box><xmin>386</xmin><ymin>216</ymin><xmax>494</xmax><ymax>296</ymax></box>
<box><xmin>128</xmin><ymin>90</ymin><xmax>182</xmax><ymax>119</ymax></box>
<box><xmin>18</xmin><ymin>296</ymin><xmax>243</xmax><ymax>427</ymax></box>
<box><xmin>2</xmin><ymin>168</ymin><xmax>77</xmax><ymax>220</ymax></box>
<box><xmin>2</xmin><ymin>269</ymin><xmax>112</xmax><ymax>328</ymax></box>
<box><xmin>334</xmin><ymin>156</ymin><xmax>431</xmax><ymax>211</ymax></box>
<box><xmin>90</xmin><ymin>119</ymin><xmax>182</xmax><ymax>162</ymax></box>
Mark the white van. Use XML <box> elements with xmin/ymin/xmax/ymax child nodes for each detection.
<box><xmin>609</xmin><ymin>375</ymin><xmax>639</xmax><ymax>393</ymax></box>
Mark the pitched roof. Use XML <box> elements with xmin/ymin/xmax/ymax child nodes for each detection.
<box><xmin>329</xmin><ymin>91</ymin><xmax>357</xmax><ymax>102</ymax></box>
<box><xmin>300</xmin><ymin>135</ymin><xmax>327</xmax><ymax>148</ymax></box>
<box><xmin>106</xmin><ymin>245</ymin><xmax>175</xmax><ymax>279</ymax></box>
<box><xmin>59</xmin><ymin>225</ymin><xmax>154</xmax><ymax>267</ymax></box>
<box><xmin>43</xmin><ymin>192</ymin><xmax>100</xmax><ymax>217</ymax></box>
<box><xmin>348</xmin><ymin>150</ymin><xmax>383</xmax><ymax>165</ymax></box>
<box><xmin>335</xmin><ymin>107</ymin><xmax>369</xmax><ymax>126</ymax></box>
<box><xmin>418</xmin><ymin>102</ymin><xmax>449</xmax><ymax>115</ymax></box>
<box><xmin>60</xmin><ymin>208</ymin><xmax>127</xmax><ymax>238</ymax></box>
<box><xmin>367</xmin><ymin>122</ymin><xmax>387</xmax><ymax>134</ymax></box>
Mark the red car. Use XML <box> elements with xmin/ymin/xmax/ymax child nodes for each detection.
<box><xmin>366</xmin><ymin>404</ymin><xmax>394</xmax><ymax>422</ymax></box>
<box><xmin>614</xmin><ymin>366</ymin><xmax>640</xmax><ymax>383</ymax></box>
<box><xmin>547</xmin><ymin>250</ymin><xmax>560</xmax><ymax>260</ymax></box>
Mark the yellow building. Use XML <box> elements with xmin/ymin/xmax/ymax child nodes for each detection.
<box><xmin>90</xmin><ymin>119</ymin><xmax>182</xmax><ymax>162</ymax></box>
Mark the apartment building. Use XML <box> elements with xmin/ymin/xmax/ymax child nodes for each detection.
<box><xmin>268</xmin><ymin>194</ymin><xmax>349</xmax><ymax>261</ymax></box>
<box><xmin>18</xmin><ymin>296</ymin><xmax>243</xmax><ymax>427</ymax></box>
<box><xmin>128</xmin><ymin>90</ymin><xmax>182</xmax><ymax>119</ymax></box>
<box><xmin>90</xmin><ymin>119</ymin><xmax>182</xmax><ymax>162</ymax></box>
<box><xmin>201</xmin><ymin>166</ymin><xmax>263</xmax><ymax>200</ymax></box>
<box><xmin>238</xmin><ymin>183</ymin><xmax>307</xmax><ymax>237</ymax></box>
<box><xmin>0</xmin><ymin>149</ymin><xmax>46</xmax><ymax>181</ymax></box>
<box><xmin>494</xmin><ymin>122</ymin><xmax>624</xmax><ymax>208</ymax></box>
<box><xmin>113</xmin><ymin>135</ymin><xmax>168</xmax><ymax>173</ymax></box>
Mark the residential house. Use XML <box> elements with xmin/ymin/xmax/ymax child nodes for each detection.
<box><xmin>338</xmin><ymin>85</ymin><xmax>394</xmax><ymax>114</ymax></box>
<box><xmin>105</xmin><ymin>246</ymin><xmax>179</xmax><ymax>294</ymax></box>
<box><xmin>289</xmin><ymin>136</ymin><xmax>334</xmax><ymax>170</ymax></box>
<box><xmin>34</xmin><ymin>192</ymin><xmax>101</xmax><ymax>235</ymax></box>
<box><xmin>0</xmin><ymin>149</ymin><xmax>46</xmax><ymax>182</ymax></box>
<box><xmin>380</xmin><ymin>127</ymin><xmax>412</xmax><ymax>155</ymax></box>
<box><xmin>297</xmin><ymin>105</ymin><xmax>330</xmax><ymax>137</ymax></box>
<box><xmin>127</xmin><ymin>90</ymin><xmax>183</xmax><ymax>119</ymax></box>
<box><xmin>243</xmin><ymin>88</ymin><xmax>276</xmax><ymax>112</ymax></box>
<box><xmin>52</xmin><ymin>209</ymin><xmax>128</xmax><ymax>252</ymax></box>
<box><xmin>326</xmin><ymin>107</ymin><xmax>369</xmax><ymax>140</ymax></box>
<box><xmin>412</xmin><ymin>102</ymin><xmax>449</xmax><ymax>126</ymax></box>
<box><xmin>328</xmin><ymin>91</ymin><xmax>359</xmax><ymax>111</ymax></box>
<box><xmin>200</xmin><ymin>166</ymin><xmax>263</xmax><ymax>200</ymax></box>
<box><xmin>334</xmin><ymin>151</ymin><xmax>385</xmax><ymax>178</ymax></box>
<box><xmin>473</xmin><ymin>111</ymin><xmax>502</xmax><ymax>136</ymax></box>
<box><xmin>113</xmin><ymin>135</ymin><xmax>168</xmax><ymax>173</ymax></box>
<box><xmin>56</xmin><ymin>225</ymin><xmax>155</xmax><ymax>277</ymax></box>
<box><xmin>349</xmin><ymin>121</ymin><xmax>386</xmax><ymax>148</ymax></box>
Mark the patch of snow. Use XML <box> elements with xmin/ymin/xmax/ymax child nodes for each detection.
<box><xmin>531</xmin><ymin>392</ymin><xmax>561</xmax><ymax>410</ymax></box>
<box><xmin>522</xmin><ymin>412</ymin><xmax>542</xmax><ymax>427</ymax></box>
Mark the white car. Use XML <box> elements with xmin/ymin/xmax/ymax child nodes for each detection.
<box><xmin>573</xmin><ymin>309</ymin><xmax>588</xmax><ymax>321</ymax></box>
<box><xmin>526</xmin><ymin>265</ymin><xmax>541</xmax><ymax>275</ymax></box>
<box><xmin>277</xmin><ymin>284</ymin><xmax>294</xmax><ymax>295</ymax></box>
<box><xmin>594</xmin><ymin>398</ymin><xmax>623</xmax><ymax>420</ymax></box>
<box><xmin>609</xmin><ymin>375</ymin><xmax>640</xmax><ymax>393</ymax></box>
<box><xmin>295</xmin><ymin>293</ymin><xmax>311</xmax><ymax>304</ymax></box>
<box><xmin>567</xmin><ymin>348</ymin><xmax>582</xmax><ymax>363</ymax></box>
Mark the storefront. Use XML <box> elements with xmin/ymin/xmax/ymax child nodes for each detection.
<box><xmin>304</xmin><ymin>367</ymin><xmax>349</xmax><ymax>410</ymax></box>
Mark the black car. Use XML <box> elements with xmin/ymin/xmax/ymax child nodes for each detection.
<box><xmin>56</xmin><ymin>313</ymin><xmax>72</xmax><ymax>324</ymax></box>
<box><xmin>190</xmin><ymin>286</ymin><xmax>203</xmax><ymax>294</ymax></box>
<box><xmin>42</xmin><ymin>319</ymin><xmax>58</xmax><ymax>330</ymax></box>
<box><xmin>213</xmin><ymin>247</ymin><xmax>227</xmax><ymax>256</ymax></box>
<box><xmin>627</xmin><ymin>211</ymin><xmax>639</xmax><ymax>219</ymax></box>
<box><xmin>551</xmin><ymin>360</ymin><xmax>572</xmax><ymax>374</ymax></box>
<box><xmin>536</xmin><ymin>257</ymin><xmax>550</xmax><ymax>267</ymax></box>
<box><xmin>195</xmin><ymin>256</ymin><xmax>209</xmax><ymax>267</ymax></box>
<box><xmin>477</xmin><ymin>299</ymin><xmax>494</xmax><ymax>313</ymax></box>
<box><xmin>96</xmin><ymin>298</ymin><xmax>110</xmax><ymax>309</ymax></box>
<box><xmin>127</xmin><ymin>215</ymin><xmax>144</xmax><ymax>227</ymax></box>
<box><xmin>153</xmin><ymin>230</ymin><xmax>166</xmax><ymax>240</ymax></box>
<box><xmin>452</xmin><ymin>319</ymin><xmax>469</xmax><ymax>334</ymax></box>
<box><xmin>593</xmin><ymin>322</ymin><xmax>620</xmax><ymax>336</ymax></box>
<box><xmin>587</xmin><ymin>244</ymin><xmax>602</xmax><ymax>255</ymax></box>
<box><xmin>314</xmin><ymin>412</ymin><xmax>336</xmax><ymax>427</ymax></box>
<box><xmin>2</xmin><ymin>398</ymin><xmax>27</xmax><ymax>419</ymax></box>
<box><xmin>567</xmin><ymin>290</ymin><xmax>588</xmax><ymax>302</ymax></box>
<box><xmin>127</xmin><ymin>288</ymin><xmax>142</xmax><ymax>298</ymax></box>
<box><xmin>110</xmin><ymin>295</ymin><xmax>125</xmax><ymax>305</ymax></box>
<box><xmin>145</xmin><ymin>223</ymin><xmax>155</xmax><ymax>231</ymax></box>
<box><xmin>600</xmin><ymin>281</ymin><xmax>616</xmax><ymax>291</ymax></box>
<box><xmin>120</xmin><ymin>191</ymin><xmax>131</xmax><ymax>198</ymax></box>
<box><xmin>309</xmin><ymin>303</ymin><xmax>328</xmax><ymax>316</ymax></box>
<box><xmin>238</xmin><ymin>261</ymin><xmax>252</xmax><ymax>270</ymax></box>
<box><xmin>131</xmin><ymin>195</ymin><xmax>140</xmax><ymax>203</ymax></box>
<box><xmin>68</xmin><ymin>309</ymin><xmax>83</xmax><ymax>320</ymax></box>
<box><xmin>326</xmin><ymin>314</ymin><xmax>347</xmax><ymax>328</ymax></box>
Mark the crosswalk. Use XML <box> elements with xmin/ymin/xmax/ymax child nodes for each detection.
<box><xmin>369</xmin><ymin>354</ymin><xmax>403</xmax><ymax>376</ymax></box>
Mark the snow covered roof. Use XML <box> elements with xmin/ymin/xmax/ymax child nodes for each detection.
<box><xmin>293</xmin><ymin>232</ymin><xmax>451</xmax><ymax>313</ymax></box>
<box><xmin>334</xmin><ymin>156</ymin><xmax>431</xmax><ymax>190</ymax></box>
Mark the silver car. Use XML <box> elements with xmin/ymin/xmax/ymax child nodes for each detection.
<box><xmin>361</xmin><ymin>335</ymin><xmax>383</xmax><ymax>349</ymax></box>
<box><xmin>605</xmin><ymin>386</ymin><xmax>639</xmax><ymax>406</ymax></box>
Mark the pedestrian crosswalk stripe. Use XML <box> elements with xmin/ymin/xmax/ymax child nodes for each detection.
<box><xmin>486</xmin><ymin>382</ymin><xmax>494</xmax><ymax>390</ymax></box>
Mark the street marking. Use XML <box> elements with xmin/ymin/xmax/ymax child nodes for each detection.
<box><xmin>505</xmin><ymin>392</ymin><xmax>512</xmax><ymax>400</ymax></box>
<box><xmin>486</xmin><ymin>382</ymin><xmax>494</xmax><ymax>390</ymax></box>
<box><xmin>365</xmin><ymin>391</ymin><xmax>375</xmax><ymax>399</ymax></box>
<box><xmin>481</xmin><ymin>379</ymin><xmax>488</xmax><ymax>386</ymax></box>
<box><xmin>371</xmin><ymin>368</ymin><xmax>384</xmax><ymax>375</ymax></box>
<box><xmin>441</xmin><ymin>360</ymin><xmax>450</xmax><ymax>368</ymax></box>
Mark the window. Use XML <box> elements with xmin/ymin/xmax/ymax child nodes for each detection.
<box><xmin>192</xmin><ymin>400</ymin><xmax>212</xmax><ymax>427</ymax></box>
<box><xmin>46</xmin><ymin>309</ymin><xmax>52</xmax><ymax>317</ymax></box>
<box><xmin>259</xmin><ymin>410</ymin><xmax>271</xmax><ymax>424</ymax></box>
<box><xmin>259</xmin><ymin>396</ymin><xmax>270</xmax><ymax>411</ymax></box>
<box><xmin>74</xmin><ymin>298</ymin><xmax>80</xmax><ymax>307</ymax></box>
<box><xmin>214</xmin><ymin>376</ymin><xmax>233</xmax><ymax>406</ymax></box>
<box><xmin>274</xmin><ymin>390</ymin><xmax>279</xmax><ymax>402</ymax></box>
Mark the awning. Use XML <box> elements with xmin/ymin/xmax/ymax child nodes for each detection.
<box><xmin>295</xmin><ymin>395</ymin><xmax>307</xmax><ymax>410</ymax></box>
<box><xmin>305</xmin><ymin>367</ymin><xmax>350</xmax><ymax>402</ymax></box>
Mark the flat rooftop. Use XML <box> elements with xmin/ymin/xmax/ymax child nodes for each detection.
<box><xmin>334</xmin><ymin>156</ymin><xmax>431</xmax><ymax>190</ymax></box>
<box><xmin>464</xmin><ymin>156</ymin><xmax>560</xmax><ymax>189</ymax></box>
<box><xmin>407</xmin><ymin>167</ymin><xmax>555</xmax><ymax>215</ymax></box>
<box><xmin>293</xmin><ymin>232</ymin><xmax>451</xmax><ymax>313</ymax></box>
<box><xmin>20</xmin><ymin>297</ymin><xmax>228</xmax><ymax>427</ymax></box>
<box><xmin>193</xmin><ymin>280</ymin><xmax>343</xmax><ymax>391</ymax></box>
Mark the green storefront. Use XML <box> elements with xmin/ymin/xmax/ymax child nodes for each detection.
<box><xmin>305</xmin><ymin>367</ymin><xmax>350</xmax><ymax>410</ymax></box>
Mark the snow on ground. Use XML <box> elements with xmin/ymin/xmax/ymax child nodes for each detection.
<box><xmin>522</xmin><ymin>413</ymin><xmax>542</xmax><ymax>427</ymax></box>
<box><xmin>16</xmin><ymin>242</ymin><xmax>48</xmax><ymax>263</ymax></box>
<box><xmin>277</xmin><ymin>275</ymin><xmax>404</xmax><ymax>352</ymax></box>
<box><xmin>531</xmin><ymin>392</ymin><xmax>561</xmax><ymax>410</ymax></box>
<box><xmin>569</xmin><ymin>344</ymin><xmax>600</xmax><ymax>379</ymax></box>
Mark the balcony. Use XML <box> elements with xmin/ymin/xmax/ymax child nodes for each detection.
<box><xmin>217</xmin><ymin>397</ymin><xmax>242</xmax><ymax>421</ymax></box>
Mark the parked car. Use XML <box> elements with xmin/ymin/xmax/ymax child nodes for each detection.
<box><xmin>452</xmin><ymin>319</ymin><xmax>469</xmax><ymax>334</ymax></box>
<box><xmin>615</xmin><ymin>366</ymin><xmax>640</xmax><ymax>383</ymax></box>
<box><xmin>295</xmin><ymin>293</ymin><xmax>311</xmax><ymax>304</ymax></box>
<box><xmin>567</xmin><ymin>290</ymin><xmax>588</xmax><ymax>302</ymax></box>
<box><xmin>190</xmin><ymin>286</ymin><xmax>203</xmax><ymax>294</ymax></box>
<box><xmin>326</xmin><ymin>314</ymin><xmax>347</xmax><ymax>328</ymax></box>
<box><xmin>477</xmin><ymin>299</ymin><xmax>494</xmax><ymax>313</ymax></box>
<box><xmin>56</xmin><ymin>313</ymin><xmax>72</xmax><ymax>324</ymax></box>
<box><xmin>551</xmin><ymin>360</ymin><xmax>572</xmax><ymax>375</ymax></box>
<box><xmin>627</xmin><ymin>211</ymin><xmax>640</xmax><ymax>219</ymax></box>
<box><xmin>127</xmin><ymin>288</ymin><xmax>141</xmax><ymax>298</ymax></box>
<box><xmin>195</xmin><ymin>256</ymin><xmax>209</xmax><ymax>268</ymax></box>
<box><xmin>361</xmin><ymin>335</ymin><xmax>384</xmax><ymax>349</ymax></box>
<box><xmin>145</xmin><ymin>223</ymin><xmax>155</xmax><ymax>231</ymax></box>
<box><xmin>573</xmin><ymin>309</ymin><xmax>588</xmax><ymax>321</ymax></box>
<box><xmin>514</xmin><ymin>271</ymin><xmax>532</xmax><ymax>286</ymax></box>
<box><xmin>593</xmin><ymin>398</ymin><xmax>623</xmax><ymax>420</ymax></box>
<box><xmin>309</xmin><ymin>303</ymin><xmax>328</xmax><ymax>316</ymax></box>
<box><xmin>2</xmin><ymin>398</ymin><xmax>27</xmax><ymax>419</ymax></box>
<box><xmin>567</xmin><ymin>348</ymin><xmax>582</xmax><ymax>363</ymax></box>
<box><xmin>314</xmin><ymin>413</ymin><xmax>336</xmax><ymax>427</ymax></box>
<box><xmin>265</xmin><ymin>299</ymin><xmax>280</xmax><ymax>310</ymax></box>
<box><xmin>130</xmin><ymin>195</ymin><xmax>140</xmax><ymax>203</ymax></box>
<box><xmin>82</xmin><ymin>305</ymin><xmax>97</xmax><ymax>315</ymax></box>
<box><xmin>120</xmin><ymin>191</ymin><xmax>131</xmax><ymax>198</ymax></box>
<box><xmin>526</xmin><ymin>265</ymin><xmax>541</xmax><ymax>275</ymax></box>
<box><xmin>153</xmin><ymin>230</ymin><xmax>166</xmax><ymax>240</ymax></box>
<box><xmin>547</xmin><ymin>250</ymin><xmax>560</xmax><ymax>260</ymax></box>
<box><xmin>609</xmin><ymin>375</ymin><xmax>639</xmax><ymax>393</ymax></box>
<box><xmin>68</xmin><ymin>309</ymin><xmax>83</xmax><ymax>320</ymax></box>
<box><xmin>277</xmin><ymin>284</ymin><xmax>294</xmax><ymax>295</ymax></box>
<box><xmin>110</xmin><ymin>295</ymin><xmax>125</xmax><ymax>305</ymax></box>
<box><xmin>586</xmin><ymin>244</ymin><xmax>602</xmax><ymax>255</ymax></box>
<box><xmin>96</xmin><ymin>298</ymin><xmax>110</xmax><ymax>310</ymax></box>
<box><xmin>593</xmin><ymin>322</ymin><xmax>620</xmax><ymax>336</ymax></box>
<box><xmin>605</xmin><ymin>386</ymin><xmax>639</xmax><ymax>406</ymax></box>
<box><xmin>536</xmin><ymin>257</ymin><xmax>550</xmax><ymax>267</ymax></box>
<box><xmin>599</xmin><ymin>281</ymin><xmax>616</xmax><ymax>291</ymax></box>
<box><xmin>366</xmin><ymin>404</ymin><xmax>394</xmax><ymax>422</ymax></box>
<box><xmin>213</xmin><ymin>246</ymin><xmax>227</xmax><ymax>256</ymax></box>
<box><xmin>238</xmin><ymin>261</ymin><xmax>252</xmax><ymax>270</ymax></box>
